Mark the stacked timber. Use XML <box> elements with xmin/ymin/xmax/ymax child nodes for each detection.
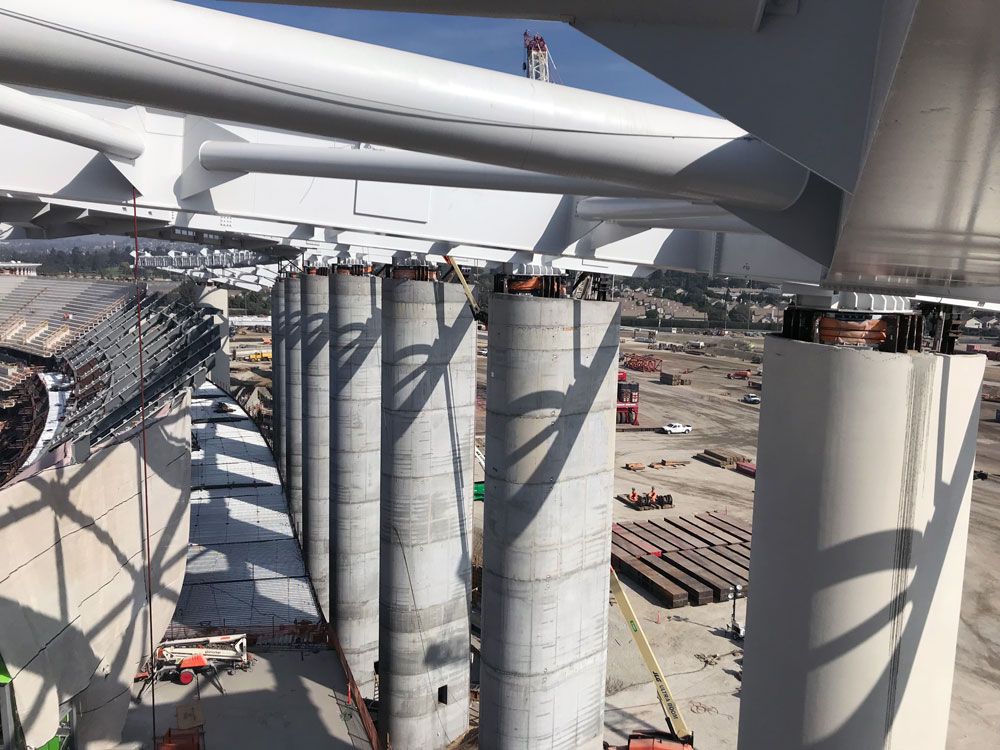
<box><xmin>659</xmin><ymin>372</ymin><xmax>692</xmax><ymax>386</ymax></box>
<box><xmin>736</xmin><ymin>461</ymin><xmax>757</xmax><ymax>478</ymax></box>
<box><xmin>609</xmin><ymin>512</ymin><xmax>752</xmax><ymax>609</ymax></box>
<box><xmin>694</xmin><ymin>448</ymin><xmax>754</xmax><ymax>469</ymax></box>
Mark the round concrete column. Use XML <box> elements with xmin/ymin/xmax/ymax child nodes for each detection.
<box><xmin>271</xmin><ymin>279</ymin><xmax>285</xmax><ymax>476</ymax></box>
<box><xmin>739</xmin><ymin>337</ymin><xmax>984</xmax><ymax>750</ymax></box>
<box><xmin>479</xmin><ymin>294</ymin><xmax>620</xmax><ymax>750</ymax></box>
<box><xmin>379</xmin><ymin>279</ymin><xmax>475</xmax><ymax>750</ymax></box>
<box><xmin>195</xmin><ymin>284</ymin><xmax>229</xmax><ymax>393</ymax></box>
<box><xmin>329</xmin><ymin>273</ymin><xmax>381</xmax><ymax>698</ymax></box>
<box><xmin>283</xmin><ymin>275</ymin><xmax>303</xmax><ymax>538</ymax></box>
<box><xmin>302</xmin><ymin>271</ymin><xmax>331</xmax><ymax>615</ymax></box>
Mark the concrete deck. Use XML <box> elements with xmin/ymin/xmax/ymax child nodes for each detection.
<box><xmin>119</xmin><ymin>650</ymin><xmax>370</xmax><ymax>749</ymax></box>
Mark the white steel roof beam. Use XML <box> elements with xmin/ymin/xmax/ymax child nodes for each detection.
<box><xmin>0</xmin><ymin>83</ymin><xmax>144</xmax><ymax>159</ymax></box>
<box><xmin>0</xmin><ymin>0</ymin><xmax>807</xmax><ymax>211</ymax></box>
<box><xmin>575</xmin><ymin>197</ymin><xmax>730</xmax><ymax>221</ymax></box>
<box><xmin>226</xmin><ymin>1</ymin><xmax>768</xmax><ymax>31</ymax></box>
<box><xmin>198</xmin><ymin>142</ymin><xmax>669</xmax><ymax>199</ymax></box>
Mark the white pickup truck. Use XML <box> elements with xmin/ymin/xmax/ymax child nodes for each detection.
<box><xmin>660</xmin><ymin>423</ymin><xmax>693</xmax><ymax>434</ymax></box>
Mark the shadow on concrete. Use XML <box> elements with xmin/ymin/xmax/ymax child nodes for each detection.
<box><xmin>744</xmin><ymin>360</ymin><xmax>978</xmax><ymax>747</ymax></box>
<box><xmin>0</xmin><ymin>401</ymin><xmax>192</xmax><ymax>747</ymax></box>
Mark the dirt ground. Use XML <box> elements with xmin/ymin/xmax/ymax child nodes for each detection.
<box><xmin>473</xmin><ymin>328</ymin><xmax>1000</xmax><ymax>749</ymax></box>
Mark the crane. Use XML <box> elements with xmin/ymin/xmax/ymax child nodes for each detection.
<box><xmin>523</xmin><ymin>30</ymin><xmax>550</xmax><ymax>82</ymax></box>
<box><xmin>608</xmin><ymin>566</ymin><xmax>695</xmax><ymax>749</ymax></box>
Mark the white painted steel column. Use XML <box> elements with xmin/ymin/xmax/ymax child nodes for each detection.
<box><xmin>302</xmin><ymin>271</ymin><xmax>331</xmax><ymax>616</ymax></box>
<box><xmin>195</xmin><ymin>284</ymin><xmax>229</xmax><ymax>393</ymax></box>
<box><xmin>329</xmin><ymin>273</ymin><xmax>381</xmax><ymax>699</ymax></box>
<box><xmin>739</xmin><ymin>337</ymin><xmax>984</xmax><ymax>750</ymax></box>
<box><xmin>271</xmin><ymin>279</ymin><xmax>285</xmax><ymax>476</ymax></box>
<box><xmin>379</xmin><ymin>279</ymin><xmax>475</xmax><ymax>750</ymax></box>
<box><xmin>479</xmin><ymin>295</ymin><xmax>620</xmax><ymax>750</ymax></box>
<box><xmin>283</xmin><ymin>275</ymin><xmax>304</xmax><ymax>538</ymax></box>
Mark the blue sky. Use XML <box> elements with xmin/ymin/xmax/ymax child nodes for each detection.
<box><xmin>180</xmin><ymin>1</ymin><xmax>712</xmax><ymax>114</ymax></box>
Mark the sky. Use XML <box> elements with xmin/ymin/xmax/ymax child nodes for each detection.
<box><xmin>179</xmin><ymin>0</ymin><xmax>713</xmax><ymax>114</ymax></box>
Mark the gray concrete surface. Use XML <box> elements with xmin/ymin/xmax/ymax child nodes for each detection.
<box><xmin>119</xmin><ymin>650</ymin><xmax>370</xmax><ymax>749</ymax></box>
<box><xmin>0</xmin><ymin>392</ymin><xmax>191</xmax><ymax>749</ymax></box>
<box><xmin>472</xmin><ymin>330</ymin><xmax>1000</xmax><ymax>750</ymax></box>
<box><xmin>479</xmin><ymin>295</ymin><xmax>619</xmax><ymax>750</ymax></box>
<box><xmin>196</xmin><ymin>285</ymin><xmax>230</xmax><ymax>393</ymax></box>
<box><xmin>740</xmin><ymin>339</ymin><xmax>983</xmax><ymax>750</ymax></box>
<box><xmin>379</xmin><ymin>279</ymin><xmax>475</xmax><ymax>750</ymax></box>
<box><xmin>302</xmin><ymin>271</ymin><xmax>331</xmax><ymax>617</ymax></box>
<box><xmin>283</xmin><ymin>275</ymin><xmax>303</xmax><ymax>538</ymax></box>
<box><xmin>271</xmin><ymin>279</ymin><xmax>284</xmax><ymax>477</ymax></box>
<box><xmin>328</xmin><ymin>273</ymin><xmax>382</xmax><ymax>699</ymax></box>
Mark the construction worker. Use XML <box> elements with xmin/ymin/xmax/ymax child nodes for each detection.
<box><xmin>629</xmin><ymin>487</ymin><xmax>639</xmax><ymax>504</ymax></box>
<box><xmin>648</xmin><ymin>487</ymin><xmax>658</xmax><ymax>504</ymax></box>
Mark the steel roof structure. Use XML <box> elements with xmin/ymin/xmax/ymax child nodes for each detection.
<box><xmin>0</xmin><ymin>0</ymin><xmax>996</xmax><ymax>300</ymax></box>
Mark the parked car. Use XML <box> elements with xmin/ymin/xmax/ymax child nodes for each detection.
<box><xmin>660</xmin><ymin>423</ymin><xmax>693</xmax><ymax>434</ymax></box>
<box><xmin>742</xmin><ymin>393</ymin><xmax>761</xmax><ymax>404</ymax></box>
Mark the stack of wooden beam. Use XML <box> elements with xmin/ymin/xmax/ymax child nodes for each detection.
<box><xmin>659</xmin><ymin>372</ymin><xmax>692</xmax><ymax>386</ymax></box>
<box><xmin>610</xmin><ymin>512</ymin><xmax>752</xmax><ymax>608</ymax></box>
<box><xmin>694</xmin><ymin>448</ymin><xmax>753</xmax><ymax>469</ymax></box>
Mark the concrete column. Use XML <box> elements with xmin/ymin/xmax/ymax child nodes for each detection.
<box><xmin>739</xmin><ymin>337</ymin><xmax>984</xmax><ymax>750</ymax></box>
<box><xmin>271</xmin><ymin>279</ymin><xmax>285</xmax><ymax>477</ymax></box>
<box><xmin>302</xmin><ymin>271</ymin><xmax>331</xmax><ymax>614</ymax></box>
<box><xmin>479</xmin><ymin>295</ymin><xmax>620</xmax><ymax>750</ymax></box>
<box><xmin>195</xmin><ymin>284</ymin><xmax>230</xmax><ymax>393</ymax></box>
<box><xmin>329</xmin><ymin>273</ymin><xmax>381</xmax><ymax>698</ymax></box>
<box><xmin>379</xmin><ymin>279</ymin><xmax>475</xmax><ymax>750</ymax></box>
<box><xmin>283</xmin><ymin>275</ymin><xmax>304</xmax><ymax>538</ymax></box>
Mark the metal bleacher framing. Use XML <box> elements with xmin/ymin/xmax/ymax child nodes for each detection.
<box><xmin>0</xmin><ymin>278</ymin><xmax>220</xmax><ymax>486</ymax></box>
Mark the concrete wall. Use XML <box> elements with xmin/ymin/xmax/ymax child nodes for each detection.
<box><xmin>271</xmin><ymin>279</ymin><xmax>285</xmax><ymax>477</ymax></box>
<box><xmin>283</xmin><ymin>275</ymin><xmax>303</xmax><ymax>537</ymax></box>
<box><xmin>479</xmin><ymin>295</ymin><xmax>620</xmax><ymax>750</ymax></box>
<box><xmin>0</xmin><ymin>392</ymin><xmax>191</xmax><ymax>748</ymax></box>
<box><xmin>379</xmin><ymin>279</ymin><xmax>475</xmax><ymax>750</ymax></box>
<box><xmin>196</xmin><ymin>285</ymin><xmax>230</xmax><ymax>393</ymax></box>
<box><xmin>328</xmin><ymin>273</ymin><xmax>381</xmax><ymax>698</ymax></box>
<box><xmin>301</xmin><ymin>271</ymin><xmax>331</xmax><ymax>616</ymax></box>
<box><xmin>739</xmin><ymin>338</ymin><xmax>984</xmax><ymax>750</ymax></box>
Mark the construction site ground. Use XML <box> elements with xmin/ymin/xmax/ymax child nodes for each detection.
<box><xmin>473</xmin><ymin>329</ymin><xmax>1000</xmax><ymax>750</ymax></box>
<box><xmin>119</xmin><ymin>649</ymin><xmax>370</xmax><ymax>749</ymax></box>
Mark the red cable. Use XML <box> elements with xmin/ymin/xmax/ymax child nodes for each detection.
<box><xmin>132</xmin><ymin>189</ymin><xmax>157</xmax><ymax>741</ymax></box>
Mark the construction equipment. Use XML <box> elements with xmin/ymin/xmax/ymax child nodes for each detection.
<box><xmin>443</xmin><ymin>255</ymin><xmax>487</xmax><ymax>324</ymax></box>
<box><xmin>523</xmin><ymin>30</ymin><xmax>550</xmax><ymax>82</ymax></box>
<box><xmin>617</xmin><ymin>379</ymin><xmax>640</xmax><ymax>424</ymax></box>
<box><xmin>134</xmin><ymin>634</ymin><xmax>254</xmax><ymax>703</ymax></box>
<box><xmin>607</xmin><ymin>567</ymin><xmax>694</xmax><ymax>749</ymax></box>
<box><xmin>728</xmin><ymin>595</ymin><xmax>746</xmax><ymax>641</ymax></box>
<box><xmin>474</xmin><ymin>445</ymin><xmax>486</xmax><ymax>501</ymax></box>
